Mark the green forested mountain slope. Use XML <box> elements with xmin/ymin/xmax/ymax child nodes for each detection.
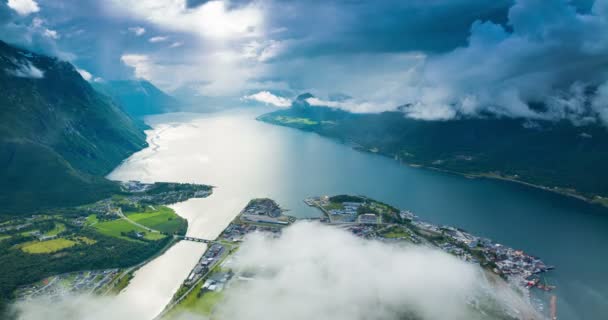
<box><xmin>259</xmin><ymin>94</ymin><xmax>608</xmax><ymax>203</ymax></box>
<box><xmin>0</xmin><ymin>40</ymin><xmax>147</xmax><ymax>214</ymax></box>
<box><xmin>93</xmin><ymin>80</ymin><xmax>179</xmax><ymax>117</ymax></box>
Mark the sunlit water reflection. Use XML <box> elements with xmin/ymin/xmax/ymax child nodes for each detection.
<box><xmin>108</xmin><ymin>108</ymin><xmax>608</xmax><ymax>320</ymax></box>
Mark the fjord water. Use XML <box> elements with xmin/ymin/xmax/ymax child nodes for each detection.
<box><xmin>109</xmin><ymin>107</ymin><xmax>607</xmax><ymax>319</ymax></box>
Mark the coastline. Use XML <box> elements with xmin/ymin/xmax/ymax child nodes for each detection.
<box><xmin>258</xmin><ymin>116</ymin><xmax>607</xmax><ymax>209</ymax></box>
<box><xmin>367</xmin><ymin>146</ymin><xmax>608</xmax><ymax>209</ymax></box>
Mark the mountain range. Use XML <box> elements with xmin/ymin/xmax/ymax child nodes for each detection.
<box><xmin>0</xmin><ymin>41</ymin><xmax>147</xmax><ymax>214</ymax></box>
<box><xmin>93</xmin><ymin>79</ymin><xmax>179</xmax><ymax>117</ymax></box>
<box><xmin>259</xmin><ymin>93</ymin><xmax>608</xmax><ymax>205</ymax></box>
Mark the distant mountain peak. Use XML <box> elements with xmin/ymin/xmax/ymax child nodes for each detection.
<box><xmin>296</xmin><ymin>92</ymin><xmax>315</xmax><ymax>101</ymax></box>
<box><xmin>93</xmin><ymin>79</ymin><xmax>179</xmax><ymax>116</ymax></box>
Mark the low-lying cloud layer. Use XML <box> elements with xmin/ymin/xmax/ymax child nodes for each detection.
<box><xmin>5</xmin><ymin>58</ymin><xmax>44</xmax><ymax>79</ymax></box>
<box><xmin>11</xmin><ymin>222</ymin><xmax>540</xmax><ymax>320</ymax></box>
<box><xmin>215</xmin><ymin>222</ymin><xmax>539</xmax><ymax>320</ymax></box>
<box><xmin>243</xmin><ymin>91</ymin><xmax>291</xmax><ymax>107</ymax></box>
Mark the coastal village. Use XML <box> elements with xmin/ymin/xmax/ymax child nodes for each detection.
<box><xmin>305</xmin><ymin>195</ymin><xmax>554</xmax><ymax>293</ymax></box>
<box><xmin>15</xmin><ymin>269</ymin><xmax>121</xmax><ymax>299</ymax></box>
<box><xmin>160</xmin><ymin>195</ymin><xmax>554</xmax><ymax>319</ymax></box>
<box><xmin>11</xmin><ymin>193</ymin><xmax>555</xmax><ymax>319</ymax></box>
<box><xmin>7</xmin><ymin>181</ymin><xmax>213</xmax><ymax>302</ymax></box>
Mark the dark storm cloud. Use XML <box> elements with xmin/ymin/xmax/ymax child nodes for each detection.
<box><xmin>4</xmin><ymin>0</ymin><xmax>608</xmax><ymax>124</ymax></box>
<box><xmin>397</xmin><ymin>0</ymin><xmax>608</xmax><ymax>123</ymax></box>
<box><xmin>265</xmin><ymin>0</ymin><xmax>513</xmax><ymax>58</ymax></box>
<box><xmin>253</xmin><ymin>0</ymin><xmax>608</xmax><ymax>125</ymax></box>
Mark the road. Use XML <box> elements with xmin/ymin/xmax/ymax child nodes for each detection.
<box><xmin>152</xmin><ymin>246</ymin><xmax>231</xmax><ymax>320</ymax></box>
<box><xmin>116</xmin><ymin>208</ymin><xmax>161</xmax><ymax>234</ymax></box>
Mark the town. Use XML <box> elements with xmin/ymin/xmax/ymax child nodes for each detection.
<box><xmin>4</xmin><ymin>181</ymin><xmax>213</xmax><ymax>303</ymax></box>
<box><xmin>158</xmin><ymin>198</ymin><xmax>292</xmax><ymax>319</ymax></box>
<box><xmin>305</xmin><ymin>195</ymin><xmax>555</xmax><ymax>295</ymax></box>
<box><xmin>9</xmin><ymin>194</ymin><xmax>555</xmax><ymax>319</ymax></box>
<box><xmin>15</xmin><ymin>269</ymin><xmax>121</xmax><ymax>300</ymax></box>
<box><xmin>162</xmin><ymin>195</ymin><xmax>555</xmax><ymax>319</ymax></box>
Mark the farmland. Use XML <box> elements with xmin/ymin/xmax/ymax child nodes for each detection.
<box><xmin>92</xmin><ymin>218</ymin><xmax>166</xmax><ymax>241</ymax></box>
<box><xmin>20</xmin><ymin>238</ymin><xmax>77</xmax><ymax>254</ymax></box>
<box><xmin>126</xmin><ymin>206</ymin><xmax>187</xmax><ymax>235</ymax></box>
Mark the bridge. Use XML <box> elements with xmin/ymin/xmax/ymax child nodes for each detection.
<box><xmin>175</xmin><ymin>235</ymin><xmax>215</xmax><ymax>244</ymax></box>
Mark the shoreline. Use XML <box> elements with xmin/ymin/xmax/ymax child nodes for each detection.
<box><xmin>347</xmin><ymin>138</ymin><xmax>606</xmax><ymax>209</ymax></box>
<box><xmin>402</xmin><ymin>162</ymin><xmax>603</xmax><ymax>207</ymax></box>
<box><xmin>258</xmin><ymin>117</ymin><xmax>607</xmax><ymax>209</ymax></box>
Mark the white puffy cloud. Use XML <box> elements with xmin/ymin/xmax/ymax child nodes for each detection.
<box><xmin>120</xmin><ymin>54</ymin><xmax>152</xmax><ymax>79</ymax></box>
<box><xmin>306</xmin><ymin>97</ymin><xmax>396</xmax><ymax>114</ymax></box>
<box><xmin>128</xmin><ymin>26</ymin><xmax>146</xmax><ymax>36</ymax></box>
<box><xmin>243</xmin><ymin>40</ymin><xmax>287</xmax><ymax>62</ymax></box>
<box><xmin>43</xmin><ymin>28</ymin><xmax>59</xmax><ymax>39</ymax></box>
<box><xmin>244</xmin><ymin>91</ymin><xmax>291</xmax><ymax>107</ymax></box>
<box><xmin>108</xmin><ymin>0</ymin><xmax>269</xmax><ymax>97</ymax></box>
<box><xmin>394</xmin><ymin>0</ymin><xmax>608</xmax><ymax>123</ymax></box>
<box><xmin>6</xmin><ymin>59</ymin><xmax>44</xmax><ymax>79</ymax></box>
<box><xmin>149</xmin><ymin>36</ymin><xmax>168</xmax><ymax>43</ymax></box>
<box><xmin>119</xmin><ymin>51</ymin><xmax>262</xmax><ymax>95</ymax></box>
<box><xmin>76</xmin><ymin>68</ymin><xmax>93</xmax><ymax>81</ymax></box>
<box><xmin>276</xmin><ymin>0</ymin><xmax>608</xmax><ymax>125</ymax></box>
<box><xmin>102</xmin><ymin>0</ymin><xmax>608</xmax><ymax>124</ymax></box>
<box><xmin>213</xmin><ymin>222</ymin><xmax>539</xmax><ymax>320</ymax></box>
<box><xmin>109</xmin><ymin>0</ymin><xmax>263</xmax><ymax>40</ymax></box>
<box><xmin>11</xmin><ymin>294</ymin><xmax>144</xmax><ymax>320</ymax></box>
<box><xmin>7</xmin><ymin>0</ymin><xmax>39</xmax><ymax>16</ymax></box>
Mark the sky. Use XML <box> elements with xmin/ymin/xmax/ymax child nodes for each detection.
<box><xmin>1</xmin><ymin>0</ymin><xmax>608</xmax><ymax>124</ymax></box>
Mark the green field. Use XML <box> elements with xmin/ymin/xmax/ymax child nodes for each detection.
<box><xmin>109</xmin><ymin>272</ymin><xmax>133</xmax><ymax>294</ymax></box>
<box><xmin>20</xmin><ymin>238</ymin><xmax>77</xmax><ymax>254</ymax></box>
<box><xmin>86</xmin><ymin>214</ymin><xmax>99</xmax><ymax>226</ymax></box>
<box><xmin>45</xmin><ymin>222</ymin><xmax>66</xmax><ymax>236</ymax></box>
<box><xmin>272</xmin><ymin>115</ymin><xmax>318</xmax><ymax>126</ymax></box>
<box><xmin>323</xmin><ymin>202</ymin><xmax>344</xmax><ymax>210</ymax></box>
<box><xmin>75</xmin><ymin>236</ymin><xmax>97</xmax><ymax>244</ymax></box>
<box><xmin>168</xmin><ymin>282</ymin><xmax>224</xmax><ymax>318</ymax></box>
<box><xmin>92</xmin><ymin>218</ymin><xmax>166</xmax><ymax>241</ymax></box>
<box><xmin>126</xmin><ymin>206</ymin><xmax>186</xmax><ymax>235</ymax></box>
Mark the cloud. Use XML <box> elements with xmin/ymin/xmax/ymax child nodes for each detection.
<box><xmin>213</xmin><ymin>222</ymin><xmax>540</xmax><ymax>320</ymax></box>
<box><xmin>116</xmin><ymin>48</ymin><xmax>270</xmax><ymax>95</ymax></box>
<box><xmin>6</xmin><ymin>59</ymin><xmax>44</xmax><ymax>79</ymax></box>
<box><xmin>10</xmin><ymin>294</ymin><xmax>142</xmax><ymax>320</ymax></box>
<box><xmin>128</xmin><ymin>26</ymin><xmax>146</xmax><ymax>36</ymax></box>
<box><xmin>11</xmin><ymin>223</ymin><xmax>540</xmax><ymax>320</ymax></box>
<box><xmin>244</xmin><ymin>91</ymin><xmax>292</xmax><ymax>107</ymax></box>
<box><xmin>120</xmin><ymin>54</ymin><xmax>152</xmax><ymax>79</ymax></box>
<box><xmin>259</xmin><ymin>0</ymin><xmax>608</xmax><ymax>126</ymax></box>
<box><xmin>393</xmin><ymin>0</ymin><xmax>608</xmax><ymax>124</ymax></box>
<box><xmin>21</xmin><ymin>0</ymin><xmax>606</xmax><ymax>123</ymax></box>
<box><xmin>43</xmin><ymin>28</ymin><xmax>59</xmax><ymax>39</ymax></box>
<box><xmin>306</xmin><ymin>97</ymin><xmax>397</xmax><ymax>114</ymax></box>
<box><xmin>76</xmin><ymin>68</ymin><xmax>93</xmax><ymax>81</ymax></box>
<box><xmin>105</xmin><ymin>1</ymin><xmax>267</xmax><ymax>96</ymax></box>
<box><xmin>592</xmin><ymin>81</ymin><xmax>608</xmax><ymax>125</ymax></box>
<box><xmin>7</xmin><ymin>0</ymin><xmax>39</xmax><ymax>16</ymax></box>
<box><xmin>242</xmin><ymin>40</ymin><xmax>287</xmax><ymax>62</ymax></box>
<box><xmin>108</xmin><ymin>0</ymin><xmax>263</xmax><ymax>40</ymax></box>
<box><xmin>149</xmin><ymin>36</ymin><xmax>169</xmax><ymax>43</ymax></box>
